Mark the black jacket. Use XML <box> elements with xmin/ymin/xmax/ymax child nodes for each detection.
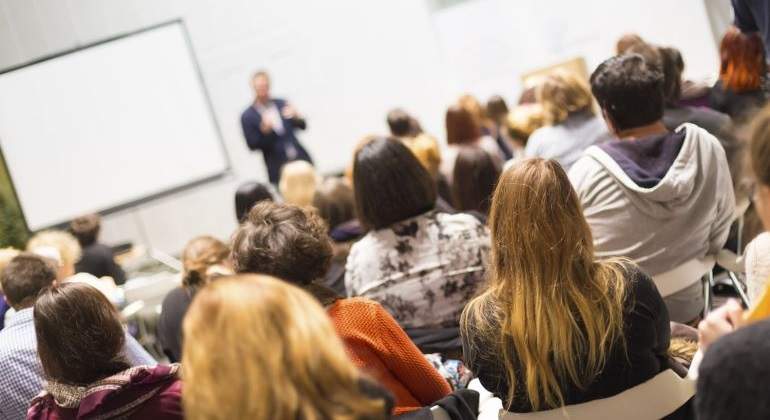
<box><xmin>75</xmin><ymin>243</ymin><xmax>126</xmax><ymax>285</ymax></box>
<box><xmin>240</xmin><ymin>98</ymin><xmax>312</xmax><ymax>184</ymax></box>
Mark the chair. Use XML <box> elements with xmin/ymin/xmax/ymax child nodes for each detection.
<box><xmin>473</xmin><ymin>370</ymin><xmax>694</xmax><ymax>420</ymax></box>
<box><xmin>652</xmin><ymin>256</ymin><xmax>716</xmax><ymax>318</ymax></box>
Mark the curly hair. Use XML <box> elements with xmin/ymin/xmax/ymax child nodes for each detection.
<box><xmin>230</xmin><ymin>201</ymin><xmax>332</xmax><ymax>285</ymax></box>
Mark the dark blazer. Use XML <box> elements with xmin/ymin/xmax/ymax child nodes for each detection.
<box><xmin>240</xmin><ymin>98</ymin><xmax>313</xmax><ymax>183</ymax></box>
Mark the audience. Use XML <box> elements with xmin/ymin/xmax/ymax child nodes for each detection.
<box><xmin>69</xmin><ymin>213</ymin><xmax>126</xmax><ymax>285</ymax></box>
<box><xmin>182</xmin><ymin>275</ymin><xmax>393</xmax><ymax>420</ymax></box>
<box><xmin>524</xmin><ymin>71</ymin><xmax>611</xmax><ymax>170</ymax></box>
<box><xmin>27</xmin><ymin>282</ymin><xmax>182</xmax><ymax>419</ymax></box>
<box><xmin>0</xmin><ymin>253</ymin><xmax>155</xmax><ymax>420</ymax></box>
<box><xmin>345</xmin><ymin>137</ymin><xmax>490</xmax><ymax>329</ymax></box>
<box><xmin>505</xmin><ymin>103</ymin><xmax>546</xmax><ymax>156</ymax></box>
<box><xmin>231</xmin><ymin>201</ymin><xmax>451</xmax><ymax>414</ymax></box>
<box><xmin>485</xmin><ymin>95</ymin><xmax>515</xmax><ymax>160</ymax></box>
<box><xmin>451</xmin><ymin>146</ymin><xmax>500</xmax><ymax>220</ymax></box>
<box><xmin>441</xmin><ymin>105</ymin><xmax>503</xmax><ymax>184</ymax></box>
<box><xmin>157</xmin><ymin>236</ymin><xmax>231</xmax><ymax>362</ymax></box>
<box><xmin>0</xmin><ymin>247</ymin><xmax>19</xmax><ymax>330</ymax></box>
<box><xmin>709</xmin><ymin>26</ymin><xmax>767</xmax><ymax>122</ymax></box>
<box><xmin>569</xmin><ymin>53</ymin><xmax>735</xmax><ymax>323</ymax></box>
<box><xmin>234</xmin><ymin>181</ymin><xmax>274</xmax><ymax>222</ymax></box>
<box><xmin>313</xmin><ymin>177</ymin><xmax>357</xmax><ymax>295</ymax></box>
<box><xmin>278</xmin><ymin>159</ymin><xmax>318</xmax><ymax>208</ymax></box>
<box><xmin>462</xmin><ymin>158</ymin><xmax>672</xmax><ymax>412</ymax></box>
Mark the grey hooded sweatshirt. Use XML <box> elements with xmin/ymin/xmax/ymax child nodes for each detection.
<box><xmin>568</xmin><ymin>123</ymin><xmax>735</xmax><ymax>278</ymax></box>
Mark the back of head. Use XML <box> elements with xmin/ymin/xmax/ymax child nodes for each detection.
<box><xmin>69</xmin><ymin>214</ymin><xmax>101</xmax><ymax>247</ymax></box>
<box><xmin>462</xmin><ymin>158</ymin><xmax>626</xmax><ymax>410</ymax></box>
<box><xmin>1</xmin><ymin>253</ymin><xmax>57</xmax><ymax>309</ymax></box>
<box><xmin>486</xmin><ymin>95</ymin><xmax>509</xmax><ymax>124</ymax></box>
<box><xmin>402</xmin><ymin>134</ymin><xmax>442</xmax><ymax>178</ymax></box>
<box><xmin>26</xmin><ymin>230</ymin><xmax>82</xmax><ymax>279</ymax></box>
<box><xmin>506</xmin><ymin>104</ymin><xmax>546</xmax><ymax>145</ymax></box>
<box><xmin>235</xmin><ymin>182</ymin><xmax>274</xmax><ymax>222</ymax></box>
<box><xmin>720</xmin><ymin>26</ymin><xmax>766</xmax><ymax>93</ymax></box>
<box><xmin>616</xmin><ymin>33</ymin><xmax>645</xmax><ymax>55</ymax></box>
<box><xmin>353</xmin><ymin>137</ymin><xmax>437</xmax><ymax>229</ymax></box>
<box><xmin>279</xmin><ymin>161</ymin><xmax>318</xmax><ymax>208</ymax></box>
<box><xmin>181</xmin><ymin>236</ymin><xmax>230</xmax><ymax>290</ymax></box>
<box><xmin>537</xmin><ymin>71</ymin><xmax>594</xmax><ymax>125</ymax></box>
<box><xmin>0</xmin><ymin>247</ymin><xmax>21</xmax><ymax>293</ymax></box>
<box><xmin>313</xmin><ymin>177</ymin><xmax>355</xmax><ymax>232</ymax></box>
<box><xmin>34</xmin><ymin>282</ymin><xmax>129</xmax><ymax>385</ymax></box>
<box><xmin>625</xmin><ymin>42</ymin><xmax>663</xmax><ymax>70</ymax></box>
<box><xmin>182</xmin><ymin>275</ymin><xmax>385</xmax><ymax>420</ymax></box>
<box><xmin>231</xmin><ymin>201</ymin><xmax>332</xmax><ymax>286</ymax></box>
<box><xmin>591</xmin><ymin>54</ymin><xmax>665</xmax><ymax>132</ymax></box>
<box><xmin>446</xmin><ymin>105</ymin><xmax>482</xmax><ymax>145</ymax></box>
<box><xmin>458</xmin><ymin>94</ymin><xmax>487</xmax><ymax>126</ymax></box>
<box><xmin>658</xmin><ymin>46</ymin><xmax>685</xmax><ymax>105</ymax></box>
<box><xmin>451</xmin><ymin>146</ymin><xmax>501</xmax><ymax>214</ymax></box>
<box><xmin>386</xmin><ymin>108</ymin><xmax>412</xmax><ymax>137</ymax></box>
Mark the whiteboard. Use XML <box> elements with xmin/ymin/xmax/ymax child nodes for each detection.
<box><xmin>0</xmin><ymin>21</ymin><xmax>228</xmax><ymax>231</ymax></box>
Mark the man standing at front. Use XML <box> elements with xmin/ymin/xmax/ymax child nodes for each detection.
<box><xmin>240</xmin><ymin>70</ymin><xmax>313</xmax><ymax>184</ymax></box>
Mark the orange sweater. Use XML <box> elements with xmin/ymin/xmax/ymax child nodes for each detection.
<box><xmin>328</xmin><ymin>298</ymin><xmax>451</xmax><ymax>415</ymax></box>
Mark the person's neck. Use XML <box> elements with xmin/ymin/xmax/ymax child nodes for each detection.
<box><xmin>616</xmin><ymin>121</ymin><xmax>668</xmax><ymax>140</ymax></box>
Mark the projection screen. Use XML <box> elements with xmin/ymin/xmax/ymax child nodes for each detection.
<box><xmin>0</xmin><ymin>21</ymin><xmax>229</xmax><ymax>231</ymax></box>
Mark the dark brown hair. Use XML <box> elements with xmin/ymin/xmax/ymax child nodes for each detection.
<box><xmin>446</xmin><ymin>105</ymin><xmax>482</xmax><ymax>145</ymax></box>
<box><xmin>1</xmin><ymin>253</ymin><xmax>57</xmax><ymax>308</ymax></box>
<box><xmin>313</xmin><ymin>177</ymin><xmax>355</xmax><ymax>231</ymax></box>
<box><xmin>486</xmin><ymin>95</ymin><xmax>510</xmax><ymax>125</ymax></box>
<box><xmin>235</xmin><ymin>182</ymin><xmax>274</xmax><ymax>222</ymax></box>
<box><xmin>231</xmin><ymin>201</ymin><xmax>333</xmax><ymax>285</ymax></box>
<box><xmin>658</xmin><ymin>46</ymin><xmax>685</xmax><ymax>105</ymax></box>
<box><xmin>69</xmin><ymin>214</ymin><xmax>101</xmax><ymax>247</ymax></box>
<box><xmin>353</xmin><ymin>137</ymin><xmax>437</xmax><ymax>229</ymax></box>
<box><xmin>452</xmin><ymin>146</ymin><xmax>501</xmax><ymax>215</ymax></box>
<box><xmin>34</xmin><ymin>282</ymin><xmax>130</xmax><ymax>385</ymax></box>
<box><xmin>386</xmin><ymin>108</ymin><xmax>413</xmax><ymax>137</ymax></box>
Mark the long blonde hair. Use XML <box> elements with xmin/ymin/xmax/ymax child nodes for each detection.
<box><xmin>182</xmin><ymin>275</ymin><xmax>385</xmax><ymax>420</ymax></box>
<box><xmin>537</xmin><ymin>71</ymin><xmax>594</xmax><ymax>125</ymax></box>
<box><xmin>461</xmin><ymin>159</ymin><xmax>627</xmax><ymax>410</ymax></box>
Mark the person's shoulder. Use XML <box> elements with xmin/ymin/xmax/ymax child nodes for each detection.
<box><xmin>240</xmin><ymin>105</ymin><xmax>259</xmax><ymax>120</ymax></box>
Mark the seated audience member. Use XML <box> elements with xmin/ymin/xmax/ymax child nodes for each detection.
<box><xmin>157</xmin><ymin>236</ymin><xmax>230</xmax><ymax>362</ymax></box>
<box><xmin>462</xmin><ymin>159</ymin><xmax>672</xmax><ymax>413</ymax></box>
<box><xmin>709</xmin><ymin>26</ymin><xmax>767</xmax><ymax>122</ymax></box>
<box><xmin>69</xmin><ymin>213</ymin><xmax>127</xmax><ymax>285</ymax></box>
<box><xmin>278</xmin><ymin>160</ymin><xmax>318</xmax><ymax>207</ymax></box>
<box><xmin>570</xmin><ymin>54</ymin><xmax>735</xmax><ymax>323</ymax></box>
<box><xmin>231</xmin><ymin>202</ymin><xmax>451</xmax><ymax>414</ymax></box>
<box><xmin>505</xmin><ymin>103</ymin><xmax>546</xmax><ymax>159</ymax></box>
<box><xmin>486</xmin><ymin>95</ymin><xmax>515</xmax><ymax>160</ymax></box>
<box><xmin>524</xmin><ymin>71</ymin><xmax>612</xmax><ymax>170</ymax></box>
<box><xmin>27</xmin><ymin>282</ymin><xmax>181</xmax><ymax>419</ymax></box>
<box><xmin>451</xmin><ymin>146</ymin><xmax>501</xmax><ymax>221</ymax></box>
<box><xmin>616</xmin><ymin>33</ymin><xmax>645</xmax><ymax>55</ymax></box>
<box><xmin>183</xmin><ymin>275</ymin><xmax>393</xmax><ymax>420</ymax></box>
<box><xmin>441</xmin><ymin>105</ymin><xmax>503</xmax><ymax>185</ymax></box>
<box><xmin>0</xmin><ymin>254</ymin><xmax>154</xmax><ymax>420</ymax></box>
<box><xmin>655</xmin><ymin>46</ymin><xmax>733</xmax><ymax>142</ymax></box>
<box><xmin>387</xmin><ymin>108</ymin><xmax>421</xmax><ymax>139</ymax></box>
<box><xmin>27</xmin><ymin>230</ymin><xmax>122</xmax><ymax>302</ymax></box>
<box><xmin>0</xmin><ymin>247</ymin><xmax>19</xmax><ymax>330</ymax></box>
<box><xmin>313</xmin><ymin>177</ymin><xmax>358</xmax><ymax>295</ymax></box>
<box><xmin>234</xmin><ymin>181</ymin><xmax>275</xmax><ymax>222</ymax></box>
<box><xmin>346</xmin><ymin>137</ymin><xmax>490</xmax><ymax>329</ymax></box>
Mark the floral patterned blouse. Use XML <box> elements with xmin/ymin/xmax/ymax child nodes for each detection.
<box><xmin>344</xmin><ymin>210</ymin><xmax>490</xmax><ymax>329</ymax></box>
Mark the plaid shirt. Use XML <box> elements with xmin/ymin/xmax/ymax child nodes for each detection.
<box><xmin>0</xmin><ymin>308</ymin><xmax>156</xmax><ymax>420</ymax></box>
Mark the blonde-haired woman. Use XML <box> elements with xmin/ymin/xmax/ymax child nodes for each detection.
<box><xmin>26</xmin><ymin>230</ymin><xmax>82</xmax><ymax>279</ymax></box>
<box><xmin>524</xmin><ymin>71</ymin><xmax>611</xmax><ymax>170</ymax></box>
<box><xmin>279</xmin><ymin>160</ymin><xmax>319</xmax><ymax>207</ymax></box>
<box><xmin>461</xmin><ymin>159</ymin><xmax>671</xmax><ymax>412</ymax></box>
<box><xmin>183</xmin><ymin>275</ymin><xmax>392</xmax><ymax>420</ymax></box>
<box><xmin>157</xmin><ymin>236</ymin><xmax>230</xmax><ymax>362</ymax></box>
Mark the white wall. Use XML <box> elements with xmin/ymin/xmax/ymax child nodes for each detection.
<box><xmin>0</xmin><ymin>0</ymin><xmax>721</xmax><ymax>255</ymax></box>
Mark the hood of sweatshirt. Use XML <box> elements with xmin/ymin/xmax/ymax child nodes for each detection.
<box><xmin>584</xmin><ymin>123</ymin><xmax>721</xmax><ymax>219</ymax></box>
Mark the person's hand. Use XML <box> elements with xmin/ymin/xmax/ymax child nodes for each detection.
<box><xmin>698</xmin><ymin>299</ymin><xmax>745</xmax><ymax>351</ymax></box>
<box><xmin>281</xmin><ymin>104</ymin><xmax>297</xmax><ymax>119</ymax></box>
<box><xmin>259</xmin><ymin>119</ymin><xmax>273</xmax><ymax>134</ymax></box>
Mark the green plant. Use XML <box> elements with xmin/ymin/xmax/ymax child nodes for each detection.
<box><xmin>0</xmin><ymin>194</ymin><xmax>28</xmax><ymax>249</ymax></box>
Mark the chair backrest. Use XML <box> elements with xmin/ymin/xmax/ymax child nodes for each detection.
<box><xmin>652</xmin><ymin>257</ymin><xmax>716</xmax><ymax>298</ymax></box>
<box><xmin>477</xmin><ymin>369</ymin><xmax>694</xmax><ymax>420</ymax></box>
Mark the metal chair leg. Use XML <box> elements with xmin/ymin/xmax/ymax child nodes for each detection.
<box><xmin>727</xmin><ymin>271</ymin><xmax>751</xmax><ymax>308</ymax></box>
<box><xmin>703</xmin><ymin>272</ymin><xmax>712</xmax><ymax>317</ymax></box>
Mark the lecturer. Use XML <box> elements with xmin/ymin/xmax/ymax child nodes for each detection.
<box><xmin>240</xmin><ymin>70</ymin><xmax>313</xmax><ymax>184</ymax></box>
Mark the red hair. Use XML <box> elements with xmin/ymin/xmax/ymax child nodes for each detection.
<box><xmin>719</xmin><ymin>26</ymin><xmax>766</xmax><ymax>92</ymax></box>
